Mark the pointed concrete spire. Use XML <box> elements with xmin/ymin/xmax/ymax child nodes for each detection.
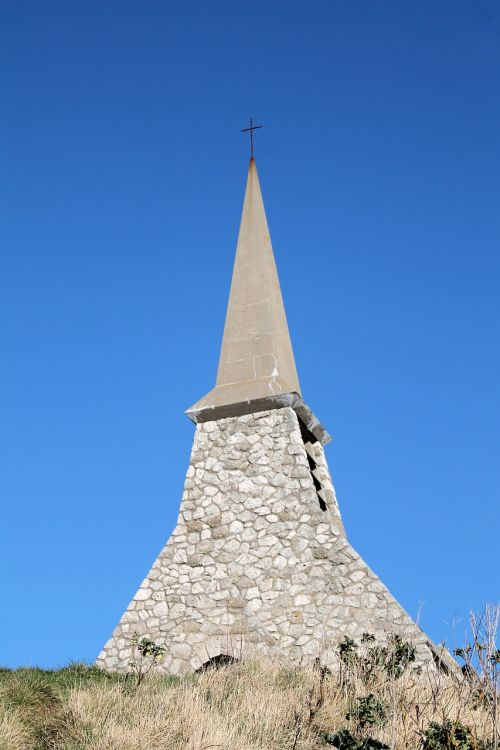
<box><xmin>187</xmin><ymin>158</ymin><xmax>301</xmax><ymax>420</ymax></box>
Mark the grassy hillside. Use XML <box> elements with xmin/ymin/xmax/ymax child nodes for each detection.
<box><xmin>0</xmin><ymin>653</ymin><xmax>496</xmax><ymax>750</ymax></box>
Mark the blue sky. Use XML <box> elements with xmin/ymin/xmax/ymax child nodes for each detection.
<box><xmin>1</xmin><ymin>1</ymin><xmax>498</xmax><ymax>668</ymax></box>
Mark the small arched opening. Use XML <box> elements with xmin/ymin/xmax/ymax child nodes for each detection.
<box><xmin>196</xmin><ymin>654</ymin><xmax>239</xmax><ymax>672</ymax></box>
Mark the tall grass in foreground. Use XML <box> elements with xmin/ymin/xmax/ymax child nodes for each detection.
<box><xmin>0</xmin><ymin>656</ymin><xmax>497</xmax><ymax>750</ymax></box>
<box><xmin>1</xmin><ymin>605</ymin><xmax>498</xmax><ymax>750</ymax></box>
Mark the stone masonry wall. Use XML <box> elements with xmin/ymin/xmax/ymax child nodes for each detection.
<box><xmin>97</xmin><ymin>407</ymin><xmax>437</xmax><ymax>675</ymax></box>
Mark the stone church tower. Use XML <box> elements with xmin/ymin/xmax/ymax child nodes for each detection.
<box><xmin>97</xmin><ymin>158</ymin><xmax>450</xmax><ymax>675</ymax></box>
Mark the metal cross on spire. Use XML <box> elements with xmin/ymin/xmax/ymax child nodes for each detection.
<box><xmin>241</xmin><ymin>117</ymin><xmax>263</xmax><ymax>159</ymax></box>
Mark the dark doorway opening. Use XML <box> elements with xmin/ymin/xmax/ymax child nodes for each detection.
<box><xmin>196</xmin><ymin>654</ymin><xmax>239</xmax><ymax>672</ymax></box>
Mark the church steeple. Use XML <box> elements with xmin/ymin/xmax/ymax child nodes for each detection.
<box><xmin>187</xmin><ymin>157</ymin><xmax>330</xmax><ymax>444</ymax></box>
<box><xmin>98</xmin><ymin>151</ymin><xmax>455</xmax><ymax>679</ymax></box>
<box><xmin>187</xmin><ymin>159</ymin><xmax>300</xmax><ymax>405</ymax></box>
<box><xmin>218</xmin><ymin>157</ymin><xmax>302</xmax><ymax>394</ymax></box>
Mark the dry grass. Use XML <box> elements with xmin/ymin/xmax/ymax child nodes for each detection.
<box><xmin>0</xmin><ymin>658</ymin><xmax>497</xmax><ymax>750</ymax></box>
<box><xmin>0</xmin><ymin>709</ymin><xmax>33</xmax><ymax>750</ymax></box>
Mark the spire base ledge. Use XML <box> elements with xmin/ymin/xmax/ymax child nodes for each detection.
<box><xmin>186</xmin><ymin>391</ymin><xmax>332</xmax><ymax>445</ymax></box>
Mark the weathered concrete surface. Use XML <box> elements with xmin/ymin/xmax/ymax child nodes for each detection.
<box><xmin>187</xmin><ymin>158</ymin><xmax>301</xmax><ymax>418</ymax></box>
<box><xmin>97</xmin><ymin>408</ymin><xmax>443</xmax><ymax>675</ymax></box>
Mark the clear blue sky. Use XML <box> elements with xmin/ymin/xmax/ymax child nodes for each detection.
<box><xmin>1</xmin><ymin>1</ymin><xmax>499</xmax><ymax>668</ymax></box>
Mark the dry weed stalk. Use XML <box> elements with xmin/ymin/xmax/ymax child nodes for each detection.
<box><xmin>454</xmin><ymin>604</ymin><xmax>500</xmax><ymax>750</ymax></box>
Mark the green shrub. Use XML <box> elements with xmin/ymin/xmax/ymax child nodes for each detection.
<box><xmin>339</xmin><ymin>637</ymin><xmax>359</xmax><ymax>666</ymax></box>
<box><xmin>422</xmin><ymin>720</ymin><xmax>485</xmax><ymax>750</ymax></box>
<box><xmin>129</xmin><ymin>633</ymin><xmax>166</xmax><ymax>686</ymax></box>
<box><xmin>346</xmin><ymin>694</ymin><xmax>388</xmax><ymax>730</ymax></box>
<box><xmin>338</xmin><ymin>633</ymin><xmax>416</xmax><ymax>684</ymax></box>
<box><xmin>383</xmin><ymin>634</ymin><xmax>416</xmax><ymax>679</ymax></box>
<box><xmin>322</xmin><ymin>729</ymin><xmax>390</xmax><ymax>750</ymax></box>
